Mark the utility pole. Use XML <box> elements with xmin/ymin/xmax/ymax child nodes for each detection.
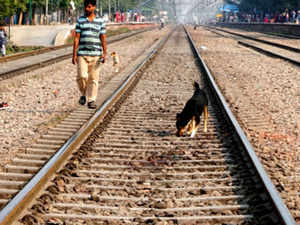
<box><xmin>29</xmin><ymin>0</ymin><xmax>32</xmax><ymax>24</ymax></box>
<box><xmin>138</xmin><ymin>0</ymin><xmax>142</xmax><ymax>14</ymax></box>
<box><xmin>100</xmin><ymin>0</ymin><xmax>103</xmax><ymax>17</ymax></box>
<box><xmin>96</xmin><ymin>0</ymin><xmax>99</xmax><ymax>16</ymax></box>
<box><xmin>109</xmin><ymin>0</ymin><xmax>111</xmax><ymax>21</ymax></box>
<box><xmin>45</xmin><ymin>0</ymin><xmax>49</xmax><ymax>24</ymax></box>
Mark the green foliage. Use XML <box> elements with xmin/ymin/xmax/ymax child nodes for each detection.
<box><xmin>6</xmin><ymin>43</ymin><xmax>42</xmax><ymax>55</ymax></box>
<box><xmin>59</xmin><ymin>0</ymin><xmax>70</xmax><ymax>9</ymax></box>
<box><xmin>0</xmin><ymin>0</ymin><xmax>157</xmax><ymax>21</ymax></box>
<box><xmin>32</xmin><ymin>0</ymin><xmax>45</xmax><ymax>8</ymax></box>
<box><xmin>0</xmin><ymin>0</ymin><xmax>26</xmax><ymax>19</ymax></box>
<box><xmin>74</xmin><ymin>0</ymin><xmax>84</xmax><ymax>11</ymax></box>
<box><xmin>0</xmin><ymin>0</ymin><xmax>11</xmax><ymax>19</ymax></box>
<box><xmin>100</xmin><ymin>0</ymin><xmax>156</xmax><ymax>13</ymax></box>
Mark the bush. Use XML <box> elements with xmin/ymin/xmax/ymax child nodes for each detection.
<box><xmin>6</xmin><ymin>42</ymin><xmax>42</xmax><ymax>55</ymax></box>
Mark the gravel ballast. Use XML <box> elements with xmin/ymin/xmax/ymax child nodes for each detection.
<box><xmin>0</xmin><ymin>28</ymin><xmax>169</xmax><ymax>172</ymax></box>
<box><xmin>216</xmin><ymin>26</ymin><xmax>300</xmax><ymax>50</ymax></box>
<box><xmin>188</xmin><ymin>26</ymin><xmax>299</xmax><ymax>218</ymax></box>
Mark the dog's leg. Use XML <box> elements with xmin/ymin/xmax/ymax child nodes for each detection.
<box><xmin>191</xmin><ymin>117</ymin><xmax>200</xmax><ymax>138</ymax></box>
<box><xmin>187</xmin><ymin>119</ymin><xmax>194</xmax><ymax>136</ymax></box>
<box><xmin>203</xmin><ymin>105</ymin><xmax>208</xmax><ymax>132</ymax></box>
<box><xmin>190</xmin><ymin>117</ymin><xmax>197</xmax><ymax>137</ymax></box>
<box><xmin>179</xmin><ymin>121</ymin><xmax>190</xmax><ymax>136</ymax></box>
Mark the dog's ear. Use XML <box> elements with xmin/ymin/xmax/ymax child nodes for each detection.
<box><xmin>176</xmin><ymin>113</ymin><xmax>181</xmax><ymax>120</ymax></box>
<box><xmin>193</xmin><ymin>81</ymin><xmax>200</xmax><ymax>90</ymax></box>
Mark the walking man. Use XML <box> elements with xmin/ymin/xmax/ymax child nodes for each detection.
<box><xmin>160</xmin><ymin>17</ymin><xmax>165</xmax><ymax>29</ymax></box>
<box><xmin>72</xmin><ymin>0</ymin><xmax>107</xmax><ymax>109</ymax></box>
<box><xmin>0</xmin><ymin>21</ymin><xmax>7</xmax><ymax>57</ymax></box>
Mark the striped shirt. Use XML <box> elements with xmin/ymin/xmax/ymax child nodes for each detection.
<box><xmin>75</xmin><ymin>16</ymin><xmax>106</xmax><ymax>56</ymax></box>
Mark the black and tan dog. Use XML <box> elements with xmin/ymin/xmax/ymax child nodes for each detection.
<box><xmin>176</xmin><ymin>81</ymin><xmax>208</xmax><ymax>137</ymax></box>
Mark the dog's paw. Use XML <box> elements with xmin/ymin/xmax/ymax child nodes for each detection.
<box><xmin>190</xmin><ymin>130</ymin><xmax>196</xmax><ymax>138</ymax></box>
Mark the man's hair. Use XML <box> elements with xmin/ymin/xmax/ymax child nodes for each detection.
<box><xmin>84</xmin><ymin>0</ymin><xmax>96</xmax><ymax>7</ymax></box>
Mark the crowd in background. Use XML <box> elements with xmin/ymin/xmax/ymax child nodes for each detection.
<box><xmin>262</xmin><ymin>9</ymin><xmax>300</xmax><ymax>24</ymax></box>
<box><xmin>107</xmin><ymin>11</ymin><xmax>145</xmax><ymax>23</ymax></box>
<box><xmin>222</xmin><ymin>8</ymin><xmax>300</xmax><ymax>24</ymax></box>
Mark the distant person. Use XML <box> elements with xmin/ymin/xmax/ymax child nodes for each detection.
<box><xmin>160</xmin><ymin>18</ymin><xmax>165</xmax><ymax>29</ymax></box>
<box><xmin>68</xmin><ymin>16</ymin><xmax>73</xmax><ymax>25</ymax></box>
<box><xmin>297</xmin><ymin>10</ymin><xmax>300</xmax><ymax>24</ymax></box>
<box><xmin>0</xmin><ymin>22</ymin><xmax>7</xmax><ymax>57</ymax></box>
<box><xmin>134</xmin><ymin>13</ymin><xmax>137</xmax><ymax>22</ymax></box>
<box><xmin>284</xmin><ymin>9</ymin><xmax>289</xmax><ymax>23</ymax></box>
<box><xmin>291</xmin><ymin>10</ymin><xmax>296</xmax><ymax>23</ymax></box>
<box><xmin>72</xmin><ymin>0</ymin><xmax>107</xmax><ymax>109</ymax></box>
<box><xmin>116</xmin><ymin>11</ymin><xmax>120</xmax><ymax>23</ymax></box>
<box><xmin>264</xmin><ymin>16</ymin><xmax>269</xmax><ymax>23</ymax></box>
<box><xmin>127</xmin><ymin>12</ymin><xmax>130</xmax><ymax>22</ymax></box>
<box><xmin>121</xmin><ymin>12</ymin><xmax>125</xmax><ymax>23</ymax></box>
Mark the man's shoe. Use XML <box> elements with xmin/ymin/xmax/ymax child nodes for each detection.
<box><xmin>0</xmin><ymin>102</ymin><xmax>8</xmax><ymax>110</ymax></box>
<box><xmin>79</xmin><ymin>96</ymin><xmax>86</xmax><ymax>105</ymax></box>
<box><xmin>88</xmin><ymin>101</ymin><xmax>97</xmax><ymax>109</ymax></box>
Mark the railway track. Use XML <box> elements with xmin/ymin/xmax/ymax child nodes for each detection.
<box><xmin>0</xmin><ymin>23</ymin><xmax>156</xmax><ymax>64</ymax></box>
<box><xmin>215</xmin><ymin>23</ymin><xmax>300</xmax><ymax>39</ymax></box>
<box><xmin>190</xmin><ymin>25</ymin><xmax>300</xmax><ymax>222</ymax></box>
<box><xmin>204</xmin><ymin>26</ymin><xmax>300</xmax><ymax>66</ymax></box>
<box><xmin>0</xmin><ymin>26</ymin><xmax>156</xmax><ymax>81</ymax></box>
<box><xmin>0</xmin><ymin>27</ymin><xmax>295</xmax><ymax>225</ymax></box>
<box><xmin>0</xmin><ymin>45</ymin><xmax>71</xmax><ymax>64</ymax></box>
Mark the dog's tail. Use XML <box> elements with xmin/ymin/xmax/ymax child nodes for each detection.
<box><xmin>193</xmin><ymin>81</ymin><xmax>200</xmax><ymax>90</ymax></box>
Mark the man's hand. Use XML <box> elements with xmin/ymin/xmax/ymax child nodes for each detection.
<box><xmin>72</xmin><ymin>55</ymin><xmax>78</xmax><ymax>65</ymax></box>
<box><xmin>100</xmin><ymin>34</ymin><xmax>107</xmax><ymax>64</ymax></box>
<box><xmin>100</xmin><ymin>53</ymin><xmax>106</xmax><ymax>63</ymax></box>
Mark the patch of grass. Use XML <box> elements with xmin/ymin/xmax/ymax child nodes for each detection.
<box><xmin>106</xmin><ymin>27</ymin><xmax>131</xmax><ymax>37</ymax></box>
<box><xmin>6</xmin><ymin>43</ymin><xmax>43</xmax><ymax>55</ymax></box>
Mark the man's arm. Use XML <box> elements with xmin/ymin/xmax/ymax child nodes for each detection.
<box><xmin>2</xmin><ymin>28</ymin><xmax>7</xmax><ymax>36</ymax></box>
<box><xmin>72</xmin><ymin>32</ymin><xmax>80</xmax><ymax>65</ymax></box>
<box><xmin>100</xmin><ymin>34</ymin><xmax>107</xmax><ymax>63</ymax></box>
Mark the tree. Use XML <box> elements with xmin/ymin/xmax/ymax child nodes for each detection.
<box><xmin>28</xmin><ymin>0</ymin><xmax>45</xmax><ymax>25</ymax></box>
<box><xmin>0</xmin><ymin>0</ymin><xmax>26</xmax><ymax>21</ymax></box>
<box><xmin>0</xmin><ymin>0</ymin><xmax>11</xmax><ymax>21</ymax></box>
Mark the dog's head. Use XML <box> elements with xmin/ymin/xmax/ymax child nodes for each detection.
<box><xmin>176</xmin><ymin>113</ymin><xmax>188</xmax><ymax>137</ymax></box>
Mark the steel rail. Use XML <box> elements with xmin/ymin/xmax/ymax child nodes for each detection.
<box><xmin>0</xmin><ymin>45</ymin><xmax>70</xmax><ymax>63</ymax></box>
<box><xmin>0</xmin><ymin>24</ymin><xmax>157</xmax><ymax>63</ymax></box>
<box><xmin>215</xmin><ymin>22</ymin><xmax>300</xmax><ymax>39</ymax></box>
<box><xmin>0</xmin><ymin>27</ymin><xmax>174</xmax><ymax>225</ymax></box>
<box><xmin>237</xmin><ymin>40</ymin><xmax>300</xmax><ymax>67</ymax></box>
<box><xmin>203</xmin><ymin>26</ymin><xmax>300</xmax><ymax>67</ymax></box>
<box><xmin>183</xmin><ymin>26</ymin><xmax>296</xmax><ymax>225</ymax></box>
<box><xmin>206</xmin><ymin>25</ymin><xmax>300</xmax><ymax>53</ymax></box>
<box><xmin>0</xmin><ymin>26</ymin><xmax>157</xmax><ymax>81</ymax></box>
